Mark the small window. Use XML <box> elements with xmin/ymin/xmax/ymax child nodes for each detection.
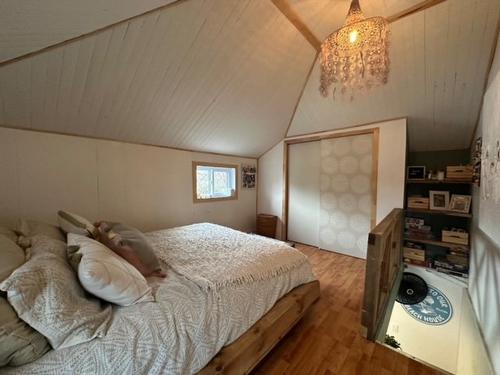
<box><xmin>193</xmin><ymin>162</ymin><xmax>238</xmax><ymax>202</ymax></box>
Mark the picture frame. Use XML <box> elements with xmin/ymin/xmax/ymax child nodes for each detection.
<box><xmin>449</xmin><ymin>194</ymin><xmax>472</xmax><ymax>213</ymax></box>
<box><xmin>407</xmin><ymin>166</ymin><xmax>426</xmax><ymax>180</ymax></box>
<box><xmin>429</xmin><ymin>190</ymin><xmax>450</xmax><ymax>210</ymax></box>
<box><xmin>241</xmin><ymin>164</ymin><xmax>256</xmax><ymax>189</ymax></box>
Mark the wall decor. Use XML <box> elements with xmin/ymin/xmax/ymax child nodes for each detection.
<box><xmin>449</xmin><ymin>194</ymin><xmax>472</xmax><ymax>214</ymax></box>
<box><xmin>429</xmin><ymin>191</ymin><xmax>450</xmax><ymax>210</ymax></box>
<box><xmin>241</xmin><ymin>165</ymin><xmax>256</xmax><ymax>189</ymax></box>
<box><xmin>472</xmin><ymin>137</ymin><xmax>482</xmax><ymax>186</ymax></box>
<box><xmin>407</xmin><ymin>166</ymin><xmax>426</xmax><ymax>180</ymax></box>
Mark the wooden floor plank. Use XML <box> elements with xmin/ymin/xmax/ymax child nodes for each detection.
<box><xmin>252</xmin><ymin>245</ymin><xmax>444</xmax><ymax>375</ymax></box>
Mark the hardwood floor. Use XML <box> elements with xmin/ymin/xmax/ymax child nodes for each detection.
<box><xmin>252</xmin><ymin>245</ymin><xmax>444</xmax><ymax>375</ymax></box>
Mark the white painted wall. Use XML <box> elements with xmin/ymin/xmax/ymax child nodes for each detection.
<box><xmin>257</xmin><ymin>118</ymin><xmax>407</xmax><ymax>241</ymax></box>
<box><xmin>0</xmin><ymin>127</ymin><xmax>257</xmax><ymax>233</ymax></box>
<box><xmin>257</xmin><ymin>142</ymin><xmax>284</xmax><ymax>239</ymax></box>
<box><xmin>288</xmin><ymin>141</ymin><xmax>320</xmax><ymax>246</ymax></box>
<box><xmin>469</xmin><ymin>34</ymin><xmax>500</xmax><ymax>375</ymax></box>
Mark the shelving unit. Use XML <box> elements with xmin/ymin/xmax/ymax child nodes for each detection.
<box><xmin>404</xmin><ymin>173</ymin><xmax>472</xmax><ymax>278</ymax></box>
<box><xmin>406</xmin><ymin>207</ymin><xmax>472</xmax><ymax>218</ymax></box>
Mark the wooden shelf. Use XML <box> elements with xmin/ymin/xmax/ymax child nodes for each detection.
<box><xmin>406</xmin><ymin>208</ymin><xmax>472</xmax><ymax>218</ymax></box>
<box><xmin>406</xmin><ymin>178</ymin><xmax>472</xmax><ymax>184</ymax></box>
<box><xmin>404</xmin><ymin>237</ymin><xmax>470</xmax><ymax>250</ymax></box>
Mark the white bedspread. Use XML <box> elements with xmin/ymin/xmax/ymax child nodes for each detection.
<box><xmin>2</xmin><ymin>225</ymin><xmax>316</xmax><ymax>375</ymax></box>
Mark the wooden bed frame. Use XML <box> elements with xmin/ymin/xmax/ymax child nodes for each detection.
<box><xmin>199</xmin><ymin>280</ymin><xmax>320</xmax><ymax>374</ymax></box>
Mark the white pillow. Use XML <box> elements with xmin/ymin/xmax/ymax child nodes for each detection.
<box><xmin>68</xmin><ymin>234</ymin><xmax>154</xmax><ymax>306</ymax></box>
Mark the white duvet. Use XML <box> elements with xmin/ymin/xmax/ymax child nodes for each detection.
<box><xmin>2</xmin><ymin>225</ymin><xmax>316</xmax><ymax>375</ymax></box>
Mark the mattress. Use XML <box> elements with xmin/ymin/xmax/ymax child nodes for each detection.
<box><xmin>2</xmin><ymin>228</ymin><xmax>315</xmax><ymax>375</ymax></box>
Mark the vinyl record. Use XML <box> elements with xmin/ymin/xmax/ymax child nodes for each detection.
<box><xmin>396</xmin><ymin>272</ymin><xmax>428</xmax><ymax>305</ymax></box>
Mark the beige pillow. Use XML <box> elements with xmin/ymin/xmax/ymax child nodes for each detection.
<box><xmin>0</xmin><ymin>227</ymin><xmax>17</xmax><ymax>243</ymax></box>
<box><xmin>96</xmin><ymin>222</ymin><xmax>165</xmax><ymax>277</ymax></box>
<box><xmin>57</xmin><ymin>210</ymin><xmax>98</xmax><ymax>237</ymax></box>
<box><xmin>15</xmin><ymin>219</ymin><xmax>65</xmax><ymax>245</ymax></box>
<box><xmin>0</xmin><ymin>235</ymin><xmax>112</xmax><ymax>349</ymax></box>
<box><xmin>0</xmin><ymin>296</ymin><xmax>50</xmax><ymax>366</ymax></box>
<box><xmin>68</xmin><ymin>234</ymin><xmax>154</xmax><ymax>306</ymax></box>
<box><xmin>0</xmin><ymin>235</ymin><xmax>25</xmax><ymax>282</ymax></box>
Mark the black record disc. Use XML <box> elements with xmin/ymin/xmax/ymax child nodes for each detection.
<box><xmin>396</xmin><ymin>272</ymin><xmax>428</xmax><ymax>305</ymax></box>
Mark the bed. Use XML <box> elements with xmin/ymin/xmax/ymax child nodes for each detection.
<box><xmin>2</xmin><ymin>223</ymin><xmax>319</xmax><ymax>375</ymax></box>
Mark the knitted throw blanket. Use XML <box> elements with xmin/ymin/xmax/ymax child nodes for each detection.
<box><xmin>146</xmin><ymin>223</ymin><xmax>311</xmax><ymax>291</ymax></box>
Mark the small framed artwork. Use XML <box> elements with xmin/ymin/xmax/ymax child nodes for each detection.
<box><xmin>407</xmin><ymin>166</ymin><xmax>426</xmax><ymax>180</ymax></box>
<box><xmin>429</xmin><ymin>190</ymin><xmax>450</xmax><ymax>210</ymax></box>
<box><xmin>449</xmin><ymin>194</ymin><xmax>472</xmax><ymax>213</ymax></box>
<box><xmin>242</xmin><ymin>164</ymin><xmax>256</xmax><ymax>188</ymax></box>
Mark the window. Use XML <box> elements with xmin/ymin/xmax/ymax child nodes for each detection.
<box><xmin>193</xmin><ymin>162</ymin><xmax>238</xmax><ymax>202</ymax></box>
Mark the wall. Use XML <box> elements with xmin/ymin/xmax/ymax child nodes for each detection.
<box><xmin>408</xmin><ymin>149</ymin><xmax>470</xmax><ymax>173</ymax></box>
<box><xmin>469</xmin><ymin>34</ymin><xmax>500</xmax><ymax>375</ymax></box>
<box><xmin>257</xmin><ymin>118</ymin><xmax>407</xmax><ymax>240</ymax></box>
<box><xmin>257</xmin><ymin>141</ymin><xmax>284</xmax><ymax>239</ymax></box>
<box><xmin>0</xmin><ymin>127</ymin><xmax>257</xmax><ymax>233</ymax></box>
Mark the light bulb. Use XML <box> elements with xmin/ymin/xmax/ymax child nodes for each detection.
<box><xmin>349</xmin><ymin>29</ymin><xmax>358</xmax><ymax>43</ymax></box>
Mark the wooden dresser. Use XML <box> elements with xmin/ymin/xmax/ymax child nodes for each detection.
<box><xmin>256</xmin><ymin>214</ymin><xmax>278</xmax><ymax>239</ymax></box>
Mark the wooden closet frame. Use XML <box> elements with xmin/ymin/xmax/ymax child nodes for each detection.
<box><xmin>282</xmin><ymin>127</ymin><xmax>380</xmax><ymax>241</ymax></box>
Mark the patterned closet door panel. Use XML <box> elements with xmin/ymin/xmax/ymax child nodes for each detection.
<box><xmin>319</xmin><ymin>134</ymin><xmax>373</xmax><ymax>259</ymax></box>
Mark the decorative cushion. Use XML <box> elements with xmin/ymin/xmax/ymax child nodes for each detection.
<box><xmin>68</xmin><ymin>234</ymin><xmax>154</xmax><ymax>306</ymax></box>
<box><xmin>15</xmin><ymin>219</ymin><xmax>65</xmax><ymax>246</ymax></box>
<box><xmin>0</xmin><ymin>227</ymin><xmax>17</xmax><ymax>243</ymax></box>
<box><xmin>0</xmin><ymin>296</ymin><xmax>50</xmax><ymax>366</ymax></box>
<box><xmin>0</xmin><ymin>235</ymin><xmax>112</xmax><ymax>349</ymax></box>
<box><xmin>0</xmin><ymin>235</ymin><xmax>25</xmax><ymax>282</ymax></box>
<box><xmin>96</xmin><ymin>222</ymin><xmax>165</xmax><ymax>277</ymax></box>
<box><xmin>57</xmin><ymin>210</ymin><xmax>98</xmax><ymax>237</ymax></box>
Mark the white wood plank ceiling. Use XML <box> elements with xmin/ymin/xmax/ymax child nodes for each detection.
<box><xmin>287</xmin><ymin>0</ymin><xmax>500</xmax><ymax>151</ymax></box>
<box><xmin>0</xmin><ymin>0</ymin><xmax>178</xmax><ymax>63</ymax></box>
<box><xmin>0</xmin><ymin>0</ymin><xmax>315</xmax><ymax>157</ymax></box>
<box><xmin>0</xmin><ymin>0</ymin><xmax>498</xmax><ymax>155</ymax></box>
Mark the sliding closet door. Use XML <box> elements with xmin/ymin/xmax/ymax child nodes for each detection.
<box><xmin>319</xmin><ymin>134</ymin><xmax>373</xmax><ymax>258</ymax></box>
<box><xmin>288</xmin><ymin>141</ymin><xmax>320</xmax><ymax>246</ymax></box>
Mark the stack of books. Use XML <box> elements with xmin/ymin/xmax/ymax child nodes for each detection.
<box><xmin>404</xmin><ymin>217</ymin><xmax>434</xmax><ymax>240</ymax></box>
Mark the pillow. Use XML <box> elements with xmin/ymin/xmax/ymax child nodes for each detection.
<box><xmin>0</xmin><ymin>235</ymin><xmax>112</xmax><ymax>349</ymax></box>
<box><xmin>0</xmin><ymin>227</ymin><xmax>17</xmax><ymax>243</ymax></box>
<box><xmin>0</xmin><ymin>296</ymin><xmax>50</xmax><ymax>366</ymax></box>
<box><xmin>68</xmin><ymin>234</ymin><xmax>154</xmax><ymax>306</ymax></box>
<box><xmin>0</xmin><ymin>235</ymin><xmax>25</xmax><ymax>282</ymax></box>
<box><xmin>96</xmin><ymin>222</ymin><xmax>165</xmax><ymax>278</ymax></box>
<box><xmin>57</xmin><ymin>210</ymin><xmax>98</xmax><ymax>237</ymax></box>
<box><xmin>15</xmin><ymin>219</ymin><xmax>65</xmax><ymax>245</ymax></box>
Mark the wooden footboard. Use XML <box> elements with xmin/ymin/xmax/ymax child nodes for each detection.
<box><xmin>198</xmin><ymin>280</ymin><xmax>320</xmax><ymax>375</ymax></box>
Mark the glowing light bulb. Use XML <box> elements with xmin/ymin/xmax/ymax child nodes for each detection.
<box><xmin>349</xmin><ymin>29</ymin><xmax>358</xmax><ymax>43</ymax></box>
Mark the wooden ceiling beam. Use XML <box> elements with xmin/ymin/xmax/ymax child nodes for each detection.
<box><xmin>387</xmin><ymin>0</ymin><xmax>447</xmax><ymax>23</ymax></box>
<box><xmin>270</xmin><ymin>0</ymin><xmax>322</xmax><ymax>51</ymax></box>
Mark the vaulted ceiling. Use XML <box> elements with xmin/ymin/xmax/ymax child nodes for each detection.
<box><xmin>0</xmin><ymin>0</ymin><xmax>499</xmax><ymax>157</ymax></box>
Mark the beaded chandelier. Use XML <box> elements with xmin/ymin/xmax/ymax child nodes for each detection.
<box><xmin>319</xmin><ymin>0</ymin><xmax>390</xmax><ymax>98</ymax></box>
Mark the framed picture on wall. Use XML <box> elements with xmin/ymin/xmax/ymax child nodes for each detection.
<box><xmin>242</xmin><ymin>165</ymin><xmax>256</xmax><ymax>188</ymax></box>
<box><xmin>407</xmin><ymin>166</ymin><xmax>426</xmax><ymax>180</ymax></box>
<box><xmin>429</xmin><ymin>190</ymin><xmax>450</xmax><ymax>210</ymax></box>
<box><xmin>449</xmin><ymin>194</ymin><xmax>472</xmax><ymax>213</ymax></box>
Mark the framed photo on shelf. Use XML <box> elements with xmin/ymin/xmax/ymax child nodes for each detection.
<box><xmin>407</xmin><ymin>166</ymin><xmax>426</xmax><ymax>180</ymax></box>
<box><xmin>429</xmin><ymin>190</ymin><xmax>450</xmax><ymax>210</ymax></box>
<box><xmin>449</xmin><ymin>194</ymin><xmax>472</xmax><ymax>213</ymax></box>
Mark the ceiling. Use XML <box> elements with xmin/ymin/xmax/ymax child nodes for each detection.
<box><xmin>287</xmin><ymin>0</ymin><xmax>500</xmax><ymax>152</ymax></box>
<box><xmin>0</xmin><ymin>0</ymin><xmax>499</xmax><ymax>156</ymax></box>
<box><xmin>0</xmin><ymin>0</ymin><xmax>177</xmax><ymax>63</ymax></box>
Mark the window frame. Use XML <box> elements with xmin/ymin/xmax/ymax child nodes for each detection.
<box><xmin>192</xmin><ymin>161</ymin><xmax>239</xmax><ymax>203</ymax></box>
